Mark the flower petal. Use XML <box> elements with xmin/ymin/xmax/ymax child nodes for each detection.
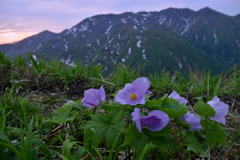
<box><xmin>208</xmin><ymin>96</ymin><xmax>229</xmax><ymax>125</ymax></box>
<box><xmin>180</xmin><ymin>112</ymin><xmax>202</xmax><ymax>131</ymax></box>
<box><xmin>114</xmin><ymin>83</ymin><xmax>133</xmax><ymax>105</ymax></box>
<box><xmin>132</xmin><ymin>77</ymin><xmax>151</xmax><ymax>98</ymax></box>
<box><xmin>131</xmin><ymin>108</ymin><xmax>142</xmax><ymax>133</ymax></box>
<box><xmin>81</xmin><ymin>86</ymin><xmax>106</xmax><ymax>107</ymax></box>
<box><xmin>131</xmin><ymin>96</ymin><xmax>145</xmax><ymax>105</ymax></box>
<box><xmin>146</xmin><ymin>90</ymin><xmax>153</xmax><ymax>95</ymax></box>
<box><xmin>98</xmin><ymin>85</ymin><xmax>106</xmax><ymax>103</ymax></box>
<box><xmin>82</xmin><ymin>89</ymin><xmax>100</xmax><ymax>107</ymax></box>
<box><xmin>169</xmin><ymin>90</ymin><xmax>188</xmax><ymax>104</ymax></box>
<box><xmin>207</xmin><ymin>96</ymin><xmax>219</xmax><ymax>107</ymax></box>
<box><xmin>81</xmin><ymin>98</ymin><xmax>92</xmax><ymax>107</ymax></box>
<box><xmin>142</xmin><ymin>110</ymin><xmax>169</xmax><ymax>131</ymax></box>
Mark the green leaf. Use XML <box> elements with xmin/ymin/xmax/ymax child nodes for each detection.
<box><xmin>159</xmin><ymin>98</ymin><xmax>188</xmax><ymax>118</ymax></box>
<box><xmin>186</xmin><ymin>132</ymin><xmax>208</xmax><ymax>157</ymax></box>
<box><xmin>32</xmin><ymin>139</ymin><xmax>53</xmax><ymax>160</ymax></box>
<box><xmin>201</xmin><ymin>119</ymin><xmax>227</xmax><ymax>149</ymax></box>
<box><xmin>195</xmin><ymin>101</ymin><xmax>215</xmax><ymax>117</ymax></box>
<box><xmin>83</xmin><ymin>109</ymin><xmax>125</xmax><ymax>148</ymax></box>
<box><xmin>51</xmin><ymin>103</ymin><xmax>77</xmax><ymax>124</ymax></box>
<box><xmin>144</xmin><ymin>128</ymin><xmax>173</xmax><ymax>153</ymax></box>
<box><xmin>73</xmin><ymin>148</ymin><xmax>85</xmax><ymax>160</ymax></box>
<box><xmin>0</xmin><ymin>130</ymin><xmax>11</xmax><ymax>143</ymax></box>
<box><xmin>137</xmin><ymin>142</ymin><xmax>154</xmax><ymax>160</ymax></box>
<box><xmin>145</xmin><ymin>98</ymin><xmax>163</xmax><ymax>107</ymax></box>
<box><xmin>144</xmin><ymin>126</ymin><xmax>171</xmax><ymax>137</ymax></box>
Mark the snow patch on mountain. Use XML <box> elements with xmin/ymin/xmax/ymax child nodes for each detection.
<box><xmin>61</xmin><ymin>59</ymin><xmax>75</xmax><ymax>67</ymax></box>
<box><xmin>142</xmin><ymin>26</ymin><xmax>147</xmax><ymax>31</ymax></box>
<box><xmin>63</xmin><ymin>39</ymin><xmax>68</xmax><ymax>51</ymax></box>
<box><xmin>137</xmin><ymin>40</ymin><xmax>141</xmax><ymax>48</ymax></box>
<box><xmin>105</xmin><ymin>25</ymin><xmax>112</xmax><ymax>34</ymax></box>
<box><xmin>78</xmin><ymin>23</ymin><xmax>88</xmax><ymax>32</ymax></box>
<box><xmin>108</xmin><ymin>38</ymin><xmax>114</xmax><ymax>44</ymax></box>
<box><xmin>142</xmin><ymin>49</ymin><xmax>146</xmax><ymax>60</ymax></box>
<box><xmin>34</xmin><ymin>44</ymin><xmax>42</xmax><ymax>52</ymax></box>
<box><xmin>195</xmin><ymin>34</ymin><xmax>198</xmax><ymax>41</ymax></box>
<box><xmin>65</xmin><ymin>30</ymin><xmax>70</xmax><ymax>35</ymax></box>
<box><xmin>133</xmin><ymin>18</ymin><xmax>139</xmax><ymax>24</ymax></box>
<box><xmin>236</xmin><ymin>40</ymin><xmax>240</xmax><ymax>47</ymax></box>
<box><xmin>128</xmin><ymin>47</ymin><xmax>132</xmax><ymax>54</ymax></box>
<box><xmin>36</xmin><ymin>44</ymin><xmax>42</xmax><ymax>50</ymax></box>
<box><xmin>179</xmin><ymin>62</ymin><xmax>182</xmax><ymax>68</ymax></box>
<box><xmin>33</xmin><ymin>54</ymin><xmax>38</xmax><ymax>61</ymax></box>
<box><xmin>168</xmin><ymin>18</ymin><xmax>172</xmax><ymax>26</ymax></box>
<box><xmin>121</xmin><ymin>18</ymin><xmax>127</xmax><ymax>23</ymax></box>
<box><xmin>181</xmin><ymin>18</ymin><xmax>190</xmax><ymax>36</ymax></box>
<box><xmin>92</xmin><ymin>54</ymin><xmax>98</xmax><ymax>62</ymax></box>
<box><xmin>159</xmin><ymin>15</ymin><xmax>167</xmax><ymax>24</ymax></box>
<box><xmin>213</xmin><ymin>30</ymin><xmax>217</xmax><ymax>44</ymax></box>
<box><xmin>142</xmin><ymin>13</ymin><xmax>151</xmax><ymax>17</ymax></box>
<box><xmin>72</xmin><ymin>27</ymin><xmax>77</xmax><ymax>33</ymax></box>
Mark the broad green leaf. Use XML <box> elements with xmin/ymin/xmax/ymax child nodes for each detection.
<box><xmin>120</xmin><ymin>126</ymin><xmax>141</xmax><ymax>148</ymax></box>
<box><xmin>51</xmin><ymin>104</ymin><xmax>77</xmax><ymax>124</ymax></box>
<box><xmin>158</xmin><ymin>98</ymin><xmax>188</xmax><ymax>118</ymax></box>
<box><xmin>201</xmin><ymin>119</ymin><xmax>227</xmax><ymax>149</ymax></box>
<box><xmin>144</xmin><ymin>126</ymin><xmax>171</xmax><ymax>137</ymax></box>
<box><xmin>195</xmin><ymin>101</ymin><xmax>215</xmax><ymax>117</ymax></box>
<box><xmin>145</xmin><ymin>98</ymin><xmax>163</xmax><ymax>107</ymax></box>
<box><xmin>144</xmin><ymin>128</ymin><xmax>173</xmax><ymax>153</ymax></box>
<box><xmin>186</xmin><ymin>132</ymin><xmax>208</xmax><ymax>157</ymax></box>
<box><xmin>83</xmin><ymin>109</ymin><xmax>125</xmax><ymax>148</ymax></box>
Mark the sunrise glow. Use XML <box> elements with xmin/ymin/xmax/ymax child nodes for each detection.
<box><xmin>0</xmin><ymin>30</ymin><xmax>37</xmax><ymax>44</ymax></box>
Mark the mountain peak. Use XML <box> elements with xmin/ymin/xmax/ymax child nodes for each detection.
<box><xmin>197</xmin><ymin>7</ymin><xmax>229</xmax><ymax>16</ymax></box>
<box><xmin>234</xmin><ymin>14</ymin><xmax>240</xmax><ymax>20</ymax></box>
<box><xmin>38</xmin><ymin>30</ymin><xmax>57</xmax><ymax>36</ymax></box>
<box><xmin>1</xmin><ymin>7</ymin><xmax>239</xmax><ymax>75</ymax></box>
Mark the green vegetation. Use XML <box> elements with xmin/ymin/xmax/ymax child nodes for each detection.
<box><xmin>0</xmin><ymin>52</ymin><xmax>239</xmax><ymax>159</ymax></box>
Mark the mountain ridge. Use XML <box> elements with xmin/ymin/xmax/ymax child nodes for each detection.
<box><xmin>1</xmin><ymin>7</ymin><xmax>240</xmax><ymax>75</ymax></box>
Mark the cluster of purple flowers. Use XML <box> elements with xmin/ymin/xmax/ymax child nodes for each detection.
<box><xmin>81</xmin><ymin>77</ymin><xmax>229</xmax><ymax>133</ymax></box>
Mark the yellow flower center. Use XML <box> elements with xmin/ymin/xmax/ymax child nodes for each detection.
<box><xmin>130</xmin><ymin>93</ymin><xmax>137</xmax><ymax>100</ymax></box>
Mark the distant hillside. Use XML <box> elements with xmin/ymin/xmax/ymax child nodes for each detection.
<box><xmin>1</xmin><ymin>7</ymin><xmax>240</xmax><ymax>75</ymax></box>
<box><xmin>0</xmin><ymin>30</ymin><xmax>58</xmax><ymax>57</ymax></box>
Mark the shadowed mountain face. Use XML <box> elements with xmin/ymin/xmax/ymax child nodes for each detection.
<box><xmin>1</xmin><ymin>7</ymin><xmax>240</xmax><ymax>75</ymax></box>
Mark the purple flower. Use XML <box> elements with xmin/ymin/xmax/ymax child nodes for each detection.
<box><xmin>131</xmin><ymin>108</ymin><xmax>170</xmax><ymax>133</ymax></box>
<box><xmin>207</xmin><ymin>96</ymin><xmax>229</xmax><ymax>125</ymax></box>
<box><xmin>81</xmin><ymin>85</ymin><xmax>106</xmax><ymax>107</ymax></box>
<box><xmin>114</xmin><ymin>77</ymin><xmax>151</xmax><ymax>105</ymax></box>
<box><xmin>180</xmin><ymin>112</ymin><xmax>203</xmax><ymax>131</ymax></box>
<box><xmin>169</xmin><ymin>90</ymin><xmax>188</xmax><ymax>105</ymax></box>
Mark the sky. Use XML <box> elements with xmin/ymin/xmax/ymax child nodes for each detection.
<box><xmin>0</xmin><ymin>0</ymin><xmax>240</xmax><ymax>44</ymax></box>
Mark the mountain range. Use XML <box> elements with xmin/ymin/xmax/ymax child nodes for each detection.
<box><xmin>1</xmin><ymin>7</ymin><xmax>240</xmax><ymax>75</ymax></box>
